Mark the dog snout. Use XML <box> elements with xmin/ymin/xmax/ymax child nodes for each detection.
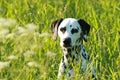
<box><xmin>63</xmin><ymin>37</ymin><xmax>71</xmax><ymax>47</ymax></box>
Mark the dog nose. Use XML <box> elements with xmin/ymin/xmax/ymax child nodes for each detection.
<box><xmin>63</xmin><ymin>37</ymin><xmax>71</xmax><ymax>47</ymax></box>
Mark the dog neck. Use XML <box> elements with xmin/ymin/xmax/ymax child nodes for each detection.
<box><xmin>62</xmin><ymin>44</ymin><xmax>83</xmax><ymax>63</ymax></box>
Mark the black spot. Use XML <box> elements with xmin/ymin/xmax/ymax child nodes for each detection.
<box><xmin>82</xmin><ymin>52</ymin><xmax>87</xmax><ymax>59</ymax></box>
<box><xmin>63</xmin><ymin>48</ymin><xmax>66</xmax><ymax>51</ymax></box>
<box><xmin>70</xmin><ymin>25</ymin><xmax>72</xmax><ymax>27</ymax></box>
<box><xmin>72</xmin><ymin>46</ymin><xmax>77</xmax><ymax>51</ymax></box>
<box><xmin>75</xmin><ymin>46</ymin><xmax>77</xmax><ymax>49</ymax></box>
<box><xmin>67</xmin><ymin>49</ymin><xmax>72</xmax><ymax>57</ymax></box>
<box><xmin>66</xmin><ymin>54</ymin><xmax>69</xmax><ymax>59</ymax></box>
<box><xmin>60</xmin><ymin>27</ymin><xmax>66</xmax><ymax>33</ymax></box>
<box><xmin>81</xmin><ymin>68</ymin><xmax>84</xmax><ymax>72</ymax></box>
<box><xmin>88</xmin><ymin>56</ymin><xmax>90</xmax><ymax>60</ymax></box>
<box><xmin>67</xmin><ymin>49</ymin><xmax>71</xmax><ymax>53</ymax></box>
<box><xmin>76</xmin><ymin>58</ymin><xmax>79</xmax><ymax>61</ymax></box>
<box><xmin>69</xmin><ymin>53</ymin><xmax>72</xmax><ymax>57</ymax></box>
<box><xmin>68</xmin><ymin>73</ymin><xmax>71</xmax><ymax>77</ymax></box>
<box><xmin>72</xmin><ymin>56</ymin><xmax>75</xmax><ymax>62</ymax></box>
<box><xmin>78</xmin><ymin>45</ymin><xmax>81</xmax><ymax>49</ymax></box>
<box><xmin>82</xmin><ymin>52</ymin><xmax>90</xmax><ymax>60</ymax></box>
<box><xmin>76</xmin><ymin>39</ymin><xmax>79</xmax><ymax>43</ymax></box>
<box><xmin>75</xmin><ymin>51</ymin><xmax>78</xmax><ymax>54</ymax></box>
<box><xmin>76</xmin><ymin>51</ymin><xmax>79</xmax><ymax>54</ymax></box>
<box><xmin>69</xmin><ymin>65</ymin><xmax>73</xmax><ymax>70</ymax></box>
<box><xmin>72</xmin><ymin>47</ymin><xmax>74</xmax><ymax>51</ymax></box>
<box><xmin>68</xmin><ymin>60</ymin><xmax>70</xmax><ymax>63</ymax></box>
<box><xmin>62</xmin><ymin>49</ymin><xmax>66</xmax><ymax>53</ymax></box>
<box><xmin>62</xmin><ymin>56</ymin><xmax>64</xmax><ymax>62</ymax></box>
<box><xmin>84</xmin><ymin>53</ymin><xmax>86</xmax><ymax>56</ymax></box>
<box><xmin>92</xmin><ymin>74</ymin><xmax>95</xmax><ymax>78</ymax></box>
<box><xmin>83</xmin><ymin>49</ymin><xmax>85</xmax><ymax>52</ymax></box>
<box><xmin>92</xmin><ymin>74</ymin><xmax>97</xmax><ymax>80</ymax></box>
<box><xmin>71</xmin><ymin>28</ymin><xmax>78</xmax><ymax>34</ymax></box>
<box><xmin>63</xmin><ymin>63</ymin><xmax>67</xmax><ymax>69</ymax></box>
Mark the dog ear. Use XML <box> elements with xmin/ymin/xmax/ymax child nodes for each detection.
<box><xmin>78</xmin><ymin>19</ymin><xmax>90</xmax><ymax>42</ymax></box>
<box><xmin>51</xmin><ymin>18</ymin><xmax>63</xmax><ymax>40</ymax></box>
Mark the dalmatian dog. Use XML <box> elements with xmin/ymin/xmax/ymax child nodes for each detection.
<box><xmin>51</xmin><ymin>18</ymin><xmax>96</xmax><ymax>79</ymax></box>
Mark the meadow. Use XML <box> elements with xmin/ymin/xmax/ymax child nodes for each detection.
<box><xmin>0</xmin><ymin>0</ymin><xmax>120</xmax><ymax>80</ymax></box>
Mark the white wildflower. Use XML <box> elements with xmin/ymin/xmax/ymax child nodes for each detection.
<box><xmin>27</xmin><ymin>61</ymin><xmax>40</xmax><ymax>67</ymax></box>
<box><xmin>46</xmin><ymin>51</ymin><xmax>56</xmax><ymax>56</ymax></box>
<box><xmin>6</xmin><ymin>33</ymin><xmax>15</xmax><ymax>39</ymax></box>
<box><xmin>23</xmin><ymin>50</ymin><xmax>35</xmax><ymax>57</ymax></box>
<box><xmin>0</xmin><ymin>18</ymin><xmax>16</xmax><ymax>28</ymax></box>
<box><xmin>7</xmin><ymin>55</ymin><xmax>18</xmax><ymax>60</ymax></box>
<box><xmin>15</xmin><ymin>26</ymin><xmax>26</xmax><ymax>34</ymax></box>
<box><xmin>39</xmin><ymin>32</ymin><xmax>50</xmax><ymax>37</ymax></box>
<box><xmin>0</xmin><ymin>61</ymin><xmax>10</xmax><ymax>70</ymax></box>
<box><xmin>25</xmin><ymin>23</ymin><xmax>38</xmax><ymax>31</ymax></box>
<box><xmin>33</xmin><ymin>32</ymin><xmax>40</xmax><ymax>37</ymax></box>
<box><xmin>0</xmin><ymin>29</ymin><xmax>9</xmax><ymax>36</ymax></box>
<box><xmin>0</xmin><ymin>29</ymin><xmax>9</xmax><ymax>40</ymax></box>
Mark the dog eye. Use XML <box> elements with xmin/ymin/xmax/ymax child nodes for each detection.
<box><xmin>71</xmin><ymin>29</ymin><xmax>78</xmax><ymax>34</ymax></box>
<box><xmin>60</xmin><ymin>27</ymin><xmax>66</xmax><ymax>33</ymax></box>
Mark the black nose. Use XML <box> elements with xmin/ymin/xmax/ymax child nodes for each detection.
<box><xmin>63</xmin><ymin>37</ymin><xmax>71</xmax><ymax>47</ymax></box>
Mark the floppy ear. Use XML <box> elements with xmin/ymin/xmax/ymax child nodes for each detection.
<box><xmin>51</xmin><ymin>18</ymin><xmax>63</xmax><ymax>40</ymax></box>
<box><xmin>78</xmin><ymin>19</ymin><xmax>90</xmax><ymax>42</ymax></box>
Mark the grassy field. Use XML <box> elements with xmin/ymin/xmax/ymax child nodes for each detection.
<box><xmin>0</xmin><ymin>0</ymin><xmax>120</xmax><ymax>80</ymax></box>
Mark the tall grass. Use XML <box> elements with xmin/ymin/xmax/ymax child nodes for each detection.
<box><xmin>0</xmin><ymin>0</ymin><xmax>120</xmax><ymax>80</ymax></box>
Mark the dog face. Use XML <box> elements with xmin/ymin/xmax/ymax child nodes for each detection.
<box><xmin>58</xmin><ymin>18</ymin><xmax>82</xmax><ymax>48</ymax></box>
<box><xmin>51</xmin><ymin>18</ymin><xmax>90</xmax><ymax>48</ymax></box>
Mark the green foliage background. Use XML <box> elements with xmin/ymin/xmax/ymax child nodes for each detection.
<box><xmin>0</xmin><ymin>0</ymin><xmax>120</xmax><ymax>80</ymax></box>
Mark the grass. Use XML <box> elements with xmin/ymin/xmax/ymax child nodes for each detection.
<box><xmin>0</xmin><ymin>0</ymin><xmax>120</xmax><ymax>80</ymax></box>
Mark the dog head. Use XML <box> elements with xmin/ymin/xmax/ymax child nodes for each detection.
<box><xmin>51</xmin><ymin>18</ymin><xmax>90</xmax><ymax>48</ymax></box>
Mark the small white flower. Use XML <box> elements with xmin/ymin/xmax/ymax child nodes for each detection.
<box><xmin>33</xmin><ymin>32</ymin><xmax>40</xmax><ymax>36</ymax></box>
<box><xmin>27</xmin><ymin>61</ymin><xmax>40</xmax><ymax>67</ymax></box>
<box><xmin>39</xmin><ymin>32</ymin><xmax>50</xmax><ymax>37</ymax></box>
<box><xmin>7</xmin><ymin>55</ymin><xmax>18</xmax><ymax>60</ymax></box>
<box><xmin>46</xmin><ymin>51</ymin><xmax>56</xmax><ymax>57</ymax></box>
<box><xmin>15</xmin><ymin>26</ymin><xmax>26</xmax><ymax>34</ymax></box>
<box><xmin>6</xmin><ymin>33</ymin><xmax>15</xmax><ymax>39</ymax></box>
<box><xmin>0</xmin><ymin>29</ymin><xmax>9</xmax><ymax>36</ymax></box>
<box><xmin>5</xmin><ymin>18</ymin><xmax>16</xmax><ymax>27</ymax></box>
<box><xmin>0</xmin><ymin>29</ymin><xmax>9</xmax><ymax>40</ymax></box>
<box><xmin>0</xmin><ymin>18</ymin><xmax>16</xmax><ymax>28</ymax></box>
<box><xmin>0</xmin><ymin>61</ymin><xmax>10</xmax><ymax>70</ymax></box>
<box><xmin>25</xmin><ymin>23</ymin><xmax>38</xmax><ymax>31</ymax></box>
<box><xmin>23</xmin><ymin>50</ymin><xmax>35</xmax><ymax>57</ymax></box>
